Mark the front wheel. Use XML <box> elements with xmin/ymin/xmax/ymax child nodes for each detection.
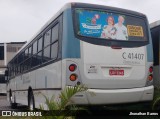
<box><xmin>28</xmin><ymin>91</ymin><xmax>35</xmax><ymax>111</ymax></box>
<box><xmin>9</xmin><ymin>92</ymin><xmax>17</xmax><ymax>109</ymax></box>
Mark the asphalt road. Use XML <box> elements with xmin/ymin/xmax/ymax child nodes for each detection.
<box><xmin>0</xmin><ymin>95</ymin><xmax>10</xmax><ymax>110</ymax></box>
<box><xmin>0</xmin><ymin>95</ymin><xmax>27</xmax><ymax>111</ymax></box>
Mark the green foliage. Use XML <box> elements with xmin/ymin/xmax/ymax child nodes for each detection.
<box><xmin>40</xmin><ymin>85</ymin><xmax>89</xmax><ymax>119</ymax></box>
<box><xmin>152</xmin><ymin>88</ymin><xmax>160</xmax><ymax>110</ymax></box>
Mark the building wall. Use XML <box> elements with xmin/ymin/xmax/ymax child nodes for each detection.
<box><xmin>0</xmin><ymin>42</ymin><xmax>26</xmax><ymax>73</ymax></box>
<box><xmin>6</xmin><ymin>43</ymin><xmax>24</xmax><ymax>64</ymax></box>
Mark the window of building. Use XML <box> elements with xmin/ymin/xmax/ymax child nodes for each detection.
<box><xmin>0</xmin><ymin>46</ymin><xmax>4</xmax><ymax>60</ymax></box>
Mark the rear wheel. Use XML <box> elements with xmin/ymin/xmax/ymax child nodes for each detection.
<box><xmin>28</xmin><ymin>91</ymin><xmax>35</xmax><ymax>111</ymax></box>
<box><xmin>9</xmin><ymin>91</ymin><xmax>17</xmax><ymax>109</ymax></box>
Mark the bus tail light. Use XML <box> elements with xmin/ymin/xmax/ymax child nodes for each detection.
<box><xmin>146</xmin><ymin>65</ymin><xmax>153</xmax><ymax>86</ymax></box>
<box><xmin>70</xmin><ymin>74</ymin><xmax>77</xmax><ymax>81</ymax></box>
<box><xmin>69</xmin><ymin>64</ymin><xmax>77</xmax><ymax>72</ymax></box>
<box><xmin>149</xmin><ymin>66</ymin><xmax>153</xmax><ymax>73</ymax></box>
<box><xmin>67</xmin><ymin>61</ymin><xmax>82</xmax><ymax>85</ymax></box>
<box><xmin>148</xmin><ymin>74</ymin><xmax>153</xmax><ymax>81</ymax></box>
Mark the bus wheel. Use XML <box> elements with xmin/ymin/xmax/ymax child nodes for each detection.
<box><xmin>9</xmin><ymin>91</ymin><xmax>17</xmax><ymax>109</ymax></box>
<box><xmin>28</xmin><ymin>91</ymin><xmax>35</xmax><ymax>111</ymax></box>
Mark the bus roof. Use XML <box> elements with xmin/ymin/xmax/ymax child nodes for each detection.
<box><xmin>9</xmin><ymin>2</ymin><xmax>148</xmax><ymax>64</ymax></box>
<box><xmin>16</xmin><ymin>2</ymin><xmax>147</xmax><ymax>52</ymax></box>
<box><xmin>150</xmin><ymin>20</ymin><xmax>160</xmax><ymax>29</ymax></box>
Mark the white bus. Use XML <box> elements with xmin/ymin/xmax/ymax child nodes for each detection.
<box><xmin>6</xmin><ymin>3</ymin><xmax>154</xmax><ymax>110</ymax></box>
<box><xmin>150</xmin><ymin>20</ymin><xmax>160</xmax><ymax>88</ymax></box>
<box><xmin>0</xmin><ymin>72</ymin><xmax>7</xmax><ymax>94</ymax></box>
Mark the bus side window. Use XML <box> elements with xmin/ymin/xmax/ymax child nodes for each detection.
<box><xmin>29</xmin><ymin>45</ymin><xmax>32</xmax><ymax>57</ymax></box>
<box><xmin>51</xmin><ymin>24</ymin><xmax>59</xmax><ymax>43</ymax></box>
<box><xmin>38</xmin><ymin>37</ymin><xmax>43</xmax><ymax>52</ymax></box>
<box><xmin>25</xmin><ymin>49</ymin><xmax>29</xmax><ymax>59</ymax></box>
<box><xmin>43</xmin><ymin>29</ymin><xmax>51</xmax><ymax>62</ymax></box>
<box><xmin>44</xmin><ymin>30</ymin><xmax>51</xmax><ymax>47</ymax></box>
<box><xmin>51</xmin><ymin>42</ymin><xmax>58</xmax><ymax>60</ymax></box>
<box><xmin>51</xmin><ymin>23</ymin><xmax>59</xmax><ymax>60</ymax></box>
<box><xmin>33</xmin><ymin>41</ymin><xmax>38</xmax><ymax>55</ymax></box>
<box><xmin>31</xmin><ymin>40</ymin><xmax>38</xmax><ymax>67</ymax></box>
<box><xmin>37</xmin><ymin>37</ymin><xmax>43</xmax><ymax>65</ymax></box>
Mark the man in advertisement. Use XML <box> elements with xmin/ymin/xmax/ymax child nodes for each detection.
<box><xmin>114</xmin><ymin>15</ymin><xmax>128</xmax><ymax>40</ymax></box>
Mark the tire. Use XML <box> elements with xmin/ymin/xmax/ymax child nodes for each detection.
<box><xmin>28</xmin><ymin>91</ymin><xmax>35</xmax><ymax>111</ymax></box>
<box><xmin>9</xmin><ymin>92</ymin><xmax>17</xmax><ymax>109</ymax></box>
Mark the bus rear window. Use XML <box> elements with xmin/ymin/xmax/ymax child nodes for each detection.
<box><xmin>74</xmin><ymin>8</ymin><xmax>149</xmax><ymax>47</ymax></box>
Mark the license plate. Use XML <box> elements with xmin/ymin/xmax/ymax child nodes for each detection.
<box><xmin>109</xmin><ymin>69</ymin><xmax>124</xmax><ymax>76</ymax></box>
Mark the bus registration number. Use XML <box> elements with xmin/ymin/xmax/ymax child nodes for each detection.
<box><xmin>109</xmin><ymin>69</ymin><xmax>124</xmax><ymax>76</ymax></box>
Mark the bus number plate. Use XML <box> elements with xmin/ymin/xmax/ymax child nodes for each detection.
<box><xmin>109</xmin><ymin>70</ymin><xmax>124</xmax><ymax>76</ymax></box>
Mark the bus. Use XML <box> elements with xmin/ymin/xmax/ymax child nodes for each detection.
<box><xmin>150</xmin><ymin>20</ymin><xmax>160</xmax><ymax>88</ymax></box>
<box><xmin>0</xmin><ymin>72</ymin><xmax>6</xmax><ymax>94</ymax></box>
<box><xmin>6</xmin><ymin>3</ymin><xmax>154</xmax><ymax>110</ymax></box>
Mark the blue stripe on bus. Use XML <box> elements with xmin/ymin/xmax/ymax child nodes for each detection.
<box><xmin>62</xmin><ymin>9</ymin><xmax>80</xmax><ymax>59</ymax></box>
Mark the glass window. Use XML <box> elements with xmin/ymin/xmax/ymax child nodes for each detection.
<box><xmin>51</xmin><ymin>42</ymin><xmax>58</xmax><ymax>60</ymax></box>
<box><xmin>51</xmin><ymin>24</ymin><xmax>59</xmax><ymax>43</ymax></box>
<box><xmin>29</xmin><ymin>46</ymin><xmax>32</xmax><ymax>57</ymax></box>
<box><xmin>20</xmin><ymin>63</ymin><xmax>24</xmax><ymax>73</ymax></box>
<box><xmin>24</xmin><ymin>58</ymin><xmax>31</xmax><ymax>71</ymax></box>
<box><xmin>25</xmin><ymin>49</ymin><xmax>29</xmax><ymax>59</ymax></box>
<box><xmin>0</xmin><ymin>46</ymin><xmax>4</xmax><ymax>60</ymax></box>
<box><xmin>75</xmin><ymin>9</ymin><xmax>148</xmax><ymax>42</ymax></box>
<box><xmin>37</xmin><ymin>51</ymin><xmax>42</xmax><ymax>65</ymax></box>
<box><xmin>17</xmin><ymin>65</ymin><xmax>20</xmax><ymax>74</ymax></box>
<box><xmin>0</xmin><ymin>75</ymin><xmax>6</xmax><ymax>83</ymax></box>
<box><xmin>43</xmin><ymin>46</ymin><xmax>51</xmax><ymax>62</ymax></box>
<box><xmin>18</xmin><ymin>53</ymin><xmax>24</xmax><ymax>64</ymax></box>
<box><xmin>33</xmin><ymin>41</ymin><xmax>37</xmax><ymax>54</ymax></box>
<box><xmin>23</xmin><ymin>61</ymin><xmax>28</xmax><ymax>71</ymax></box>
<box><xmin>31</xmin><ymin>55</ymin><xmax>38</xmax><ymax>67</ymax></box>
<box><xmin>44</xmin><ymin>29</ymin><xmax>51</xmax><ymax>47</ymax></box>
<box><xmin>38</xmin><ymin>37</ymin><xmax>43</xmax><ymax>52</ymax></box>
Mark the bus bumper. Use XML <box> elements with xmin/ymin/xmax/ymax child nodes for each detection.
<box><xmin>71</xmin><ymin>86</ymin><xmax>154</xmax><ymax>105</ymax></box>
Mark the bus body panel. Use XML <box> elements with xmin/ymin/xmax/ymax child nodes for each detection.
<box><xmin>7</xmin><ymin>60</ymin><xmax>62</xmax><ymax>109</ymax></box>
<box><xmin>80</xmin><ymin>41</ymin><xmax>148</xmax><ymax>89</ymax></box>
<box><xmin>71</xmin><ymin>86</ymin><xmax>153</xmax><ymax>104</ymax></box>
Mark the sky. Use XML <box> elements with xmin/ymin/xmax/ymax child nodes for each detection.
<box><xmin>0</xmin><ymin>0</ymin><xmax>160</xmax><ymax>43</ymax></box>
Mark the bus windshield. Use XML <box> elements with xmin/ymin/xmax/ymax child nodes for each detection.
<box><xmin>74</xmin><ymin>8</ymin><xmax>148</xmax><ymax>43</ymax></box>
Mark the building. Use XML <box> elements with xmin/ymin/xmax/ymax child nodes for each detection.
<box><xmin>0</xmin><ymin>42</ymin><xmax>26</xmax><ymax>94</ymax></box>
